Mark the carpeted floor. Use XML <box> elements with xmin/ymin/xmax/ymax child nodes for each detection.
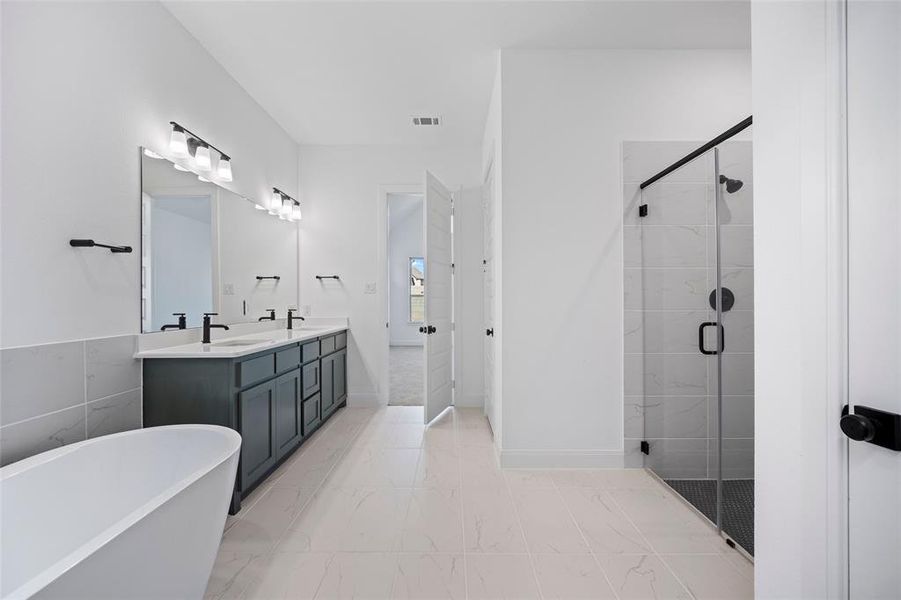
<box><xmin>664</xmin><ymin>478</ymin><xmax>755</xmax><ymax>556</ymax></box>
<box><xmin>389</xmin><ymin>345</ymin><xmax>424</xmax><ymax>406</ymax></box>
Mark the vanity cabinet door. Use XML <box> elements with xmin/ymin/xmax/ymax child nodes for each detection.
<box><xmin>334</xmin><ymin>349</ymin><xmax>347</xmax><ymax>403</ymax></box>
<box><xmin>239</xmin><ymin>380</ymin><xmax>277</xmax><ymax>490</ymax></box>
<box><xmin>320</xmin><ymin>354</ymin><xmax>335</xmax><ymax>416</ymax></box>
<box><xmin>274</xmin><ymin>369</ymin><xmax>302</xmax><ymax>460</ymax></box>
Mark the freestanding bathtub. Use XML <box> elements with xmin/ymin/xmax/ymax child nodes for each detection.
<box><xmin>0</xmin><ymin>425</ymin><xmax>241</xmax><ymax>599</ymax></box>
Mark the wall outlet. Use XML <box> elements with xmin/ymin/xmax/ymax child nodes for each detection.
<box><xmin>302</xmin><ymin>305</ymin><xmax>312</xmax><ymax>316</ymax></box>
<box><xmin>364</xmin><ymin>282</ymin><xmax>377</xmax><ymax>294</ymax></box>
<box><xmin>222</xmin><ymin>283</ymin><xmax>235</xmax><ymax>296</ymax></box>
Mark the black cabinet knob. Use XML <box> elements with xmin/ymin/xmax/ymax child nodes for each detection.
<box><xmin>841</xmin><ymin>413</ymin><xmax>876</xmax><ymax>442</ymax></box>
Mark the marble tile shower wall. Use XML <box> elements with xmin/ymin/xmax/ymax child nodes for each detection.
<box><xmin>622</xmin><ymin>141</ymin><xmax>754</xmax><ymax>480</ymax></box>
<box><xmin>0</xmin><ymin>335</ymin><xmax>142</xmax><ymax>466</ymax></box>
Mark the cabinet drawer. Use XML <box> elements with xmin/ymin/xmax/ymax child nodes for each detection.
<box><xmin>320</xmin><ymin>335</ymin><xmax>336</xmax><ymax>355</ymax></box>
<box><xmin>302</xmin><ymin>341</ymin><xmax>320</xmax><ymax>364</ymax></box>
<box><xmin>335</xmin><ymin>332</ymin><xmax>347</xmax><ymax>350</ymax></box>
<box><xmin>302</xmin><ymin>361</ymin><xmax>320</xmax><ymax>398</ymax></box>
<box><xmin>238</xmin><ymin>354</ymin><xmax>275</xmax><ymax>388</ymax></box>
<box><xmin>302</xmin><ymin>392</ymin><xmax>321</xmax><ymax>435</ymax></box>
<box><xmin>276</xmin><ymin>346</ymin><xmax>301</xmax><ymax>373</ymax></box>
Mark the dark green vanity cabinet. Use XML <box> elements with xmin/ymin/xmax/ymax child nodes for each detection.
<box><xmin>142</xmin><ymin>330</ymin><xmax>348</xmax><ymax>514</ymax></box>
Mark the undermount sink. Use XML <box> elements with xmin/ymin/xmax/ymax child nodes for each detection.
<box><xmin>212</xmin><ymin>339</ymin><xmax>273</xmax><ymax>347</ymax></box>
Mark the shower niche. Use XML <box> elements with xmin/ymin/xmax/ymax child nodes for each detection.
<box><xmin>623</xmin><ymin>128</ymin><xmax>754</xmax><ymax>556</ymax></box>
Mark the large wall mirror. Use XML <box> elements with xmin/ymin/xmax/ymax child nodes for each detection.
<box><xmin>140</xmin><ymin>149</ymin><xmax>298</xmax><ymax>332</ymax></box>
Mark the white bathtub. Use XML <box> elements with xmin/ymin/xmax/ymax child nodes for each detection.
<box><xmin>0</xmin><ymin>425</ymin><xmax>241</xmax><ymax>599</ymax></box>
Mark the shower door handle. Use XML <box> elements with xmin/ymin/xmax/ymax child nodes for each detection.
<box><xmin>698</xmin><ymin>322</ymin><xmax>724</xmax><ymax>355</ymax></box>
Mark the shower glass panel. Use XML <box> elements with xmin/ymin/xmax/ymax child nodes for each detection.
<box><xmin>625</xmin><ymin>131</ymin><xmax>754</xmax><ymax>556</ymax></box>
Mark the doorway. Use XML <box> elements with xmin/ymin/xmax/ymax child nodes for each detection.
<box><xmin>387</xmin><ymin>192</ymin><xmax>425</xmax><ymax>406</ymax></box>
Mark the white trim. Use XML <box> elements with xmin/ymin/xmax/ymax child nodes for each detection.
<box><xmin>498</xmin><ymin>449</ymin><xmax>624</xmax><ymax>469</ymax></box>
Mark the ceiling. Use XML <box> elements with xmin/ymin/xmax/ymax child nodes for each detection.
<box><xmin>166</xmin><ymin>1</ymin><xmax>750</xmax><ymax>147</ymax></box>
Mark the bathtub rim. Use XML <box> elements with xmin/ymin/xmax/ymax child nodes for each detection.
<box><xmin>1</xmin><ymin>424</ymin><xmax>241</xmax><ymax>600</ymax></box>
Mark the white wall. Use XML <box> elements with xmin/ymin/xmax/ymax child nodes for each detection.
<box><xmin>752</xmin><ymin>1</ymin><xmax>845</xmax><ymax>597</ymax></box>
<box><xmin>298</xmin><ymin>145</ymin><xmax>480</xmax><ymax>404</ymax></box>
<box><xmin>1</xmin><ymin>1</ymin><xmax>299</xmax><ymax>348</ymax></box>
<box><xmin>388</xmin><ymin>194</ymin><xmax>424</xmax><ymax>346</ymax></box>
<box><xmin>494</xmin><ymin>49</ymin><xmax>751</xmax><ymax>466</ymax></box>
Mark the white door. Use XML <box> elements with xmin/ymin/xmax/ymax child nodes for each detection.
<box><xmin>482</xmin><ymin>167</ymin><xmax>498</xmax><ymax>433</ymax></box>
<box><xmin>845</xmin><ymin>1</ymin><xmax>901</xmax><ymax>597</ymax></box>
<box><xmin>423</xmin><ymin>171</ymin><xmax>454</xmax><ymax>423</ymax></box>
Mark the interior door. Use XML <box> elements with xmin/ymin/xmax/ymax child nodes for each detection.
<box><xmin>845</xmin><ymin>1</ymin><xmax>901</xmax><ymax>597</ymax></box>
<box><xmin>423</xmin><ymin>171</ymin><xmax>454</xmax><ymax>423</ymax></box>
<box><xmin>482</xmin><ymin>167</ymin><xmax>497</xmax><ymax>432</ymax></box>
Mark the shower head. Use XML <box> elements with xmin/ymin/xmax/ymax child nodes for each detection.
<box><xmin>719</xmin><ymin>174</ymin><xmax>744</xmax><ymax>193</ymax></box>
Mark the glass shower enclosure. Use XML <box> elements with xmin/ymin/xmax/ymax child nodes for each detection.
<box><xmin>623</xmin><ymin>122</ymin><xmax>754</xmax><ymax>556</ymax></box>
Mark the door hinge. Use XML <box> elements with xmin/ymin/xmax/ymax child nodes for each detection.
<box><xmin>451</xmin><ymin>262</ymin><xmax>455</xmax><ymax>272</ymax></box>
<box><xmin>452</xmin><ymin>379</ymin><xmax>455</xmax><ymax>389</ymax></box>
<box><xmin>639</xmin><ymin>204</ymin><xmax>648</xmax><ymax>218</ymax></box>
<box><xmin>640</xmin><ymin>440</ymin><xmax>650</xmax><ymax>455</ymax></box>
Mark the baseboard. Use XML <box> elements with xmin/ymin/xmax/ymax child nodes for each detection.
<box><xmin>346</xmin><ymin>393</ymin><xmax>385</xmax><ymax>407</ymax></box>
<box><xmin>454</xmin><ymin>393</ymin><xmax>484</xmax><ymax>408</ymax></box>
<box><xmin>389</xmin><ymin>341</ymin><xmax>423</xmax><ymax>348</ymax></box>
<box><xmin>498</xmin><ymin>449</ymin><xmax>625</xmax><ymax>469</ymax></box>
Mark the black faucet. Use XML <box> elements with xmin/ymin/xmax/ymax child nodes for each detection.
<box><xmin>287</xmin><ymin>308</ymin><xmax>305</xmax><ymax>330</ymax></box>
<box><xmin>160</xmin><ymin>313</ymin><xmax>187</xmax><ymax>331</ymax></box>
<box><xmin>258</xmin><ymin>309</ymin><xmax>276</xmax><ymax>322</ymax></box>
<box><xmin>202</xmin><ymin>312</ymin><xmax>229</xmax><ymax>344</ymax></box>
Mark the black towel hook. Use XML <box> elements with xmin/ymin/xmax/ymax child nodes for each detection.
<box><xmin>70</xmin><ymin>239</ymin><xmax>132</xmax><ymax>253</ymax></box>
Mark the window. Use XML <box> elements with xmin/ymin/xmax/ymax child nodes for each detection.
<box><xmin>409</xmin><ymin>257</ymin><xmax>424</xmax><ymax>322</ymax></box>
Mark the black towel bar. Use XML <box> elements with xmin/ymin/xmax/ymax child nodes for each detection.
<box><xmin>69</xmin><ymin>239</ymin><xmax>132</xmax><ymax>253</ymax></box>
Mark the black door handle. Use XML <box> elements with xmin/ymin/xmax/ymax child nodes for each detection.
<box><xmin>427</xmin><ymin>325</ymin><xmax>436</xmax><ymax>334</ymax></box>
<box><xmin>419</xmin><ymin>326</ymin><xmax>426</xmax><ymax>334</ymax></box>
<box><xmin>841</xmin><ymin>404</ymin><xmax>901</xmax><ymax>450</ymax></box>
<box><xmin>486</xmin><ymin>328</ymin><xmax>494</xmax><ymax>337</ymax></box>
<box><xmin>698</xmin><ymin>322</ymin><xmax>724</xmax><ymax>355</ymax></box>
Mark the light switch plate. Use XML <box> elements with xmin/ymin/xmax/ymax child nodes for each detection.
<box><xmin>364</xmin><ymin>282</ymin><xmax>377</xmax><ymax>294</ymax></box>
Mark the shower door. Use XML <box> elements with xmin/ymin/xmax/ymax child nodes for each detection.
<box><xmin>626</xmin><ymin>135</ymin><xmax>754</xmax><ymax>556</ymax></box>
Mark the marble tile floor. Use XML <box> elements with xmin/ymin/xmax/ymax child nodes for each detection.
<box><xmin>206</xmin><ymin>406</ymin><xmax>753</xmax><ymax>600</ymax></box>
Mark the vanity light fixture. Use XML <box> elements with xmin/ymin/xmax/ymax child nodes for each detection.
<box><xmin>217</xmin><ymin>157</ymin><xmax>233</xmax><ymax>182</ymax></box>
<box><xmin>194</xmin><ymin>143</ymin><xmax>212</xmax><ymax>171</ymax></box>
<box><xmin>198</xmin><ymin>175</ymin><xmax>211</xmax><ymax>183</ymax></box>
<box><xmin>271</xmin><ymin>187</ymin><xmax>301</xmax><ymax>223</ymax></box>
<box><xmin>169</xmin><ymin>124</ymin><xmax>188</xmax><ymax>157</ymax></box>
<box><xmin>168</xmin><ymin>121</ymin><xmax>233</xmax><ymax>181</ymax></box>
<box><xmin>143</xmin><ymin>148</ymin><xmax>164</xmax><ymax>159</ymax></box>
<box><xmin>173</xmin><ymin>164</ymin><xmax>191</xmax><ymax>172</ymax></box>
<box><xmin>269</xmin><ymin>189</ymin><xmax>282</xmax><ymax>215</ymax></box>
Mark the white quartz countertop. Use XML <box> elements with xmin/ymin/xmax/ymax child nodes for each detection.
<box><xmin>135</xmin><ymin>326</ymin><xmax>347</xmax><ymax>359</ymax></box>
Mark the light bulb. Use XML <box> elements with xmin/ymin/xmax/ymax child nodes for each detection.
<box><xmin>280</xmin><ymin>197</ymin><xmax>293</xmax><ymax>217</ymax></box>
<box><xmin>194</xmin><ymin>143</ymin><xmax>212</xmax><ymax>171</ymax></box>
<box><xmin>173</xmin><ymin>163</ymin><xmax>191</xmax><ymax>172</ymax></box>
<box><xmin>143</xmin><ymin>148</ymin><xmax>163</xmax><ymax>159</ymax></box>
<box><xmin>217</xmin><ymin>157</ymin><xmax>233</xmax><ymax>182</ymax></box>
<box><xmin>291</xmin><ymin>204</ymin><xmax>302</xmax><ymax>221</ymax></box>
<box><xmin>269</xmin><ymin>190</ymin><xmax>282</xmax><ymax>215</ymax></box>
<box><xmin>169</xmin><ymin>125</ymin><xmax>188</xmax><ymax>157</ymax></box>
<box><xmin>198</xmin><ymin>175</ymin><xmax>211</xmax><ymax>183</ymax></box>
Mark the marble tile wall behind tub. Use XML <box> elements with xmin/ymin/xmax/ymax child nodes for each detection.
<box><xmin>0</xmin><ymin>335</ymin><xmax>142</xmax><ymax>466</ymax></box>
<box><xmin>622</xmin><ymin>141</ymin><xmax>754</xmax><ymax>480</ymax></box>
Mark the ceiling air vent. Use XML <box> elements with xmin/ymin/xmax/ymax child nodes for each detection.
<box><xmin>412</xmin><ymin>116</ymin><xmax>441</xmax><ymax>126</ymax></box>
